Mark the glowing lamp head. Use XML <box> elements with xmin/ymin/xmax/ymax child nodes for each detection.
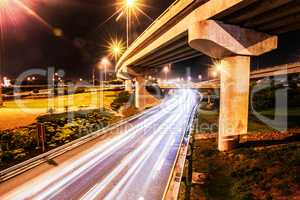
<box><xmin>101</xmin><ymin>57</ymin><xmax>110</xmax><ymax>65</ymax></box>
<box><xmin>100</xmin><ymin>57</ymin><xmax>110</xmax><ymax>69</ymax></box>
<box><xmin>107</xmin><ymin>38</ymin><xmax>125</xmax><ymax>60</ymax></box>
<box><xmin>163</xmin><ymin>66</ymin><xmax>169</xmax><ymax>73</ymax></box>
<box><xmin>126</xmin><ymin>0</ymin><xmax>136</xmax><ymax>8</ymax></box>
<box><xmin>113</xmin><ymin>46</ymin><xmax>121</xmax><ymax>55</ymax></box>
<box><xmin>216</xmin><ymin>63</ymin><xmax>223</xmax><ymax>72</ymax></box>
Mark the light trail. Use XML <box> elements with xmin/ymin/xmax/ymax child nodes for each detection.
<box><xmin>104</xmin><ymin>126</ymin><xmax>177</xmax><ymax>200</ymax></box>
<box><xmin>0</xmin><ymin>89</ymin><xmax>198</xmax><ymax>200</ymax></box>
<box><xmin>136</xmin><ymin>92</ymin><xmax>196</xmax><ymax>198</ymax></box>
<box><xmin>3</xmin><ymin>99</ymin><xmax>178</xmax><ymax>200</ymax></box>
<box><xmin>81</xmin><ymin>105</ymin><xmax>185</xmax><ymax>200</ymax></box>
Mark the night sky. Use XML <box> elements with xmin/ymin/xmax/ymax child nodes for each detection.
<box><xmin>1</xmin><ymin>0</ymin><xmax>175</xmax><ymax>80</ymax></box>
<box><xmin>1</xmin><ymin>0</ymin><xmax>300</xmax><ymax>81</ymax></box>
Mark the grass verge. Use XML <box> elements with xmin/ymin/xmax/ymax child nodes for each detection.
<box><xmin>191</xmin><ymin>138</ymin><xmax>300</xmax><ymax>200</ymax></box>
<box><xmin>185</xmin><ymin>105</ymin><xmax>300</xmax><ymax>200</ymax></box>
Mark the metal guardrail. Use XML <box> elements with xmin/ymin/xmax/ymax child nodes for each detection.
<box><xmin>163</xmin><ymin>103</ymin><xmax>199</xmax><ymax>199</ymax></box>
<box><xmin>0</xmin><ymin>106</ymin><xmax>158</xmax><ymax>183</ymax></box>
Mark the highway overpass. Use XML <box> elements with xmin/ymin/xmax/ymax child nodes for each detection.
<box><xmin>159</xmin><ymin>62</ymin><xmax>300</xmax><ymax>89</ymax></box>
<box><xmin>116</xmin><ymin>0</ymin><xmax>300</xmax><ymax>151</ymax></box>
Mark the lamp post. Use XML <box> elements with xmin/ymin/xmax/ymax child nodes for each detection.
<box><xmin>98</xmin><ymin>57</ymin><xmax>110</xmax><ymax>109</ymax></box>
<box><xmin>125</xmin><ymin>0</ymin><xmax>136</xmax><ymax>48</ymax></box>
<box><xmin>116</xmin><ymin>0</ymin><xmax>138</xmax><ymax>48</ymax></box>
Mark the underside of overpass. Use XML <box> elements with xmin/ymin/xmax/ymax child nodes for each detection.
<box><xmin>116</xmin><ymin>0</ymin><xmax>300</xmax><ymax>151</ymax></box>
<box><xmin>117</xmin><ymin>0</ymin><xmax>300</xmax><ymax>76</ymax></box>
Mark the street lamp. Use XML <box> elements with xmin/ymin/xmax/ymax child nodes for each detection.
<box><xmin>198</xmin><ymin>74</ymin><xmax>202</xmax><ymax>81</ymax></box>
<box><xmin>100</xmin><ymin>57</ymin><xmax>110</xmax><ymax>82</ymax></box>
<box><xmin>108</xmin><ymin>38</ymin><xmax>125</xmax><ymax>62</ymax></box>
<box><xmin>126</xmin><ymin>0</ymin><xmax>136</xmax><ymax>7</ymax></box>
<box><xmin>112</xmin><ymin>46</ymin><xmax>121</xmax><ymax>58</ymax></box>
<box><xmin>124</xmin><ymin>0</ymin><xmax>137</xmax><ymax>48</ymax></box>
<box><xmin>116</xmin><ymin>0</ymin><xmax>152</xmax><ymax>48</ymax></box>
<box><xmin>163</xmin><ymin>65</ymin><xmax>170</xmax><ymax>82</ymax></box>
<box><xmin>116</xmin><ymin>0</ymin><xmax>138</xmax><ymax>48</ymax></box>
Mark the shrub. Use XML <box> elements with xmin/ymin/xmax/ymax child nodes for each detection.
<box><xmin>145</xmin><ymin>85</ymin><xmax>163</xmax><ymax>99</ymax></box>
<box><xmin>1</xmin><ymin>151</ymin><xmax>13</xmax><ymax>162</ymax></box>
<box><xmin>0</xmin><ymin>108</ymin><xmax>117</xmax><ymax>169</ymax></box>
<box><xmin>2</xmin><ymin>87</ymin><xmax>13</xmax><ymax>95</ymax></box>
<box><xmin>111</xmin><ymin>91</ymin><xmax>131</xmax><ymax>111</ymax></box>
<box><xmin>32</xmin><ymin>89</ymin><xmax>39</xmax><ymax>94</ymax></box>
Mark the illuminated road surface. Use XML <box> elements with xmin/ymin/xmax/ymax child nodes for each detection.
<box><xmin>0</xmin><ymin>89</ymin><xmax>198</xmax><ymax>200</ymax></box>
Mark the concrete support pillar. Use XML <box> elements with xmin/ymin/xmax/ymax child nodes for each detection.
<box><xmin>218</xmin><ymin>56</ymin><xmax>250</xmax><ymax>151</ymax></box>
<box><xmin>125</xmin><ymin>80</ymin><xmax>133</xmax><ymax>92</ymax></box>
<box><xmin>135</xmin><ymin>76</ymin><xmax>160</xmax><ymax>109</ymax></box>
<box><xmin>188</xmin><ymin>20</ymin><xmax>278</xmax><ymax>151</ymax></box>
<box><xmin>135</xmin><ymin>77</ymin><xmax>145</xmax><ymax>109</ymax></box>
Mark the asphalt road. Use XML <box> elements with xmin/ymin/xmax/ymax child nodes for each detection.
<box><xmin>0</xmin><ymin>89</ymin><xmax>198</xmax><ymax>200</ymax></box>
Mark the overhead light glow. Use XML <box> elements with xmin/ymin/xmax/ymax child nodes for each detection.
<box><xmin>100</xmin><ymin>57</ymin><xmax>111</xmax><ymax>69</ymax></box>
<box><xmin>163</xmin><ymin>65</ymin><xmax>169</xmax><ymax>73</ymax></box>
<box><xmin>107</xmin><ymin>38</ymin><xmax>125</xmax><ymax>61</ymax></box>
<box><xmin>216</xmin><ymin>63</ymin><xmax>223</xmax><ymax>72</ymax></box>
<box><xmin>125</xmin><ymin>0</ymin><xmax>136</xmax><ymax>8</ymax></box>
